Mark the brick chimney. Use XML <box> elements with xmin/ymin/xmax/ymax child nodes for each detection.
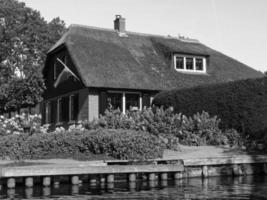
<box><xmin>114</xmin><ymin>15</ymin><xmax>126</xmax><ymax>33</ymax></box>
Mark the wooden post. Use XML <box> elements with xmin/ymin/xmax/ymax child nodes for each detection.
<box><xmin>161</xmin><ymin>173</ymin><xmax>168</xmax><ymax>180</ymax></box>
<box><xmin>107</xmin><ymin>174</ymin><xmax>114</xmax><ymax>183</ymax></box>
<box><xmin>43</xmin><ymin>177</ymin><xmax>51</xmax><ymax>187</ymax></box>
<box><xmin>42</xmin><ymin>187</ymin><xmax>51</xmax><ymax>197</ymax></box>
<box><xmin>107</xmin><ymin>182</ymin><xmax>114</xmax><ymax>190</ymax></box>
<box><xmin>25</xmin><ymin>188</ymin><xmax>33</xmax><ymax>199</ymax></box>
<box><xmin>129</xmin><ymin>181</ymin><xmax>136</xmax><ymax>190</ymax></box>
<box><xmin>160</xmin><ymin>180</ymin><xmax>168</xmax><ymax>187</ymax></box>
<box><xmin>7</xmin><ymin>178</ymin><xmax>15</xmax><ymax>188</ymax></box>
<box><xmin>71</xmin><ymin>185</ymin><xmax>79</xmax><ymax>195</ymax></box>
<box><xmin>149</xmin><ymin>180</ymin><xmax>156</xmax><ymax>188</ymax></box>
<box><xmin>71</xmin><ymin>176</ymin><xmax>79</xmax><ymax>185</ymax></box>
<box><xmin>202</xmin><ymin>166</ymin><xmax>208</xmax><ymax>178</ymax></box>
<box><xmin>128</xmin><ymin>173</ymin><xmax>136</xmax><ymax>182</ymax></box>
<box><xmin>25</xmin><ymin>177</ymin><xmax>34</xmax><ymax>187</ymax></box>
<box><xmin>148</xmin><ymin>173</ymin><xmax>156</xmax><ymax>181</ymax></box>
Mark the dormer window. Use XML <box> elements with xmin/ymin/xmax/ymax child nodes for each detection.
<box><xmin>174</xmin><ymin>54</ymin><xmax>207</xmax><ymax>73</ymax></box>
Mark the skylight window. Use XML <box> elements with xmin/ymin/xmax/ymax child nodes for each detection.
<box><xmin>174</xmin><ymin>54</ymin><xmax>206</xmax><ymax>73</ymax></box>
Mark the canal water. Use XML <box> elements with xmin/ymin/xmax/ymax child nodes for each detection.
<box><xmin>1</xmin><ymin>175</ymin><xmax>267</xmax><ymax>199</ymax></box>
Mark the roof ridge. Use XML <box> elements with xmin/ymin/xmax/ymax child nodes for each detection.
<box><xmin>68</xmin><ymin>24</ymin><xmax>200</xmax><ymax>43</ymax></box>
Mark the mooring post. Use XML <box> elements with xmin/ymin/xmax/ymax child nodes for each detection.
<box><xmin>129</xmin><ymin>181</ymin><xmax>136</xmax><ymax>190</ymax></box>
<box><xmin>107</xmin><ymin>182</ymin><xmax>114</xmax><ymax>190</ymax></box>
<box><xmin>148</xmin><ymin>173</ymin><xmax>156</xmax><ymax>181</ymax></box>
<box><xmin>7</xmin><ymin>178</ymin><xmax>16</xmax><ymax>189</ymax></box>
<box><xmin>107</xmin><ymin>174</ymin><xmax>115</xmax><ymax>183</ymax></box>
<box><xmin>7</xmin><ymin>189</ymin><xmax>15</xmax><ymax>199</ymax></box>
<box><xmin>160</xmin><ymin>180</ymin><xmax>168</xmax><ymax>187</ymax></box>
<box><xmin>43</xmin><ymin>177</ymin><xmax>51</xmax><ymax>187</ymax></box>
<box><xmin>202</xmin><ymin>166</ymin><xmax>208</xmax><ymax>178</ymax></box>
<box><xmin>149</xmin><ymin>180</ymin><xmax>156</xmax><ymax>188</ymax></box>
<box><xmin>71</xmin><ymin>185</ymin><xmax>79</xmax><ymax>195</ymax></box>
<box><xmin>71</xmin><ymin>176</ymin><xmax>79</xmax><ymax>185</ymax></box>
<box><xmin>25</xmin><ymin>177</ymin><xmax>34</xmax><ymax>187</ymax></box>
<box><xmin>25</xmin><ymin>187</ymin><xmax>33</xmax><ymax>199</ymax></box>
<box><xmin>128</xmin><ymin>173</ymin><xmax>136</xmax><ymax>182</ymax></box>
<box><xmin>161</xmin><ymin>173</ymin><xmax>168</xmax><ymax>180</ymax></box>
<box><xmin>42</xmin><ymin>187</ymin><xmax>51</xmax><ymax>197</ymax></box>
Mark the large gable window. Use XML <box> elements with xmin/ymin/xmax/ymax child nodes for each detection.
<box><xmin>174</xmin><ymin>54</ymin><xmax>206</xmax><ymax>73</ymax></box>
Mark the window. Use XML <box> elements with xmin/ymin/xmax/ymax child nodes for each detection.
<box><xmin>196</xmin><ymin>58</ymin><xmax>203</xmax><ymax>71</ymax></box>
<box><xmin>186</xmin><ymin>57</ymin><xmax>193</xmax><ymax>70</ymax></box>
<box><xmin>57</xmin><ymin>98</ymin><xmax>62</xmax><ymax>123</ymax></box>
<box><xmin>70</xmin><ymin>94</ymin><xmax>79</xmax><ymax>121</ymax></box>
<box><xmin>174</xmin><ymin>55</ymin><xmax>206</xmax><ymax>73</ymax></box>
<box><xmin>106</xmin><ymin>92</ymin><xmax>142</xmax><ymax>114</ymax></box>
<box><xmin>61</xmin><ymin>96</ymin><xmax>69</xmax><ymax>122</ymax></box>
<box><xmin>126</xmin><ymin>93</ymin><xmax>140</xmax><ymax>111</ymax></box>
<box><xmin>175</xmin><ymin>57</ymin><xmax>184</xmax><ymax>69</ymax></box>
<box><xmin>45</xmin><ymin>102</ymin><xmax>51</xmax><ymax>124</ymax></box>
<box><xmin>107</xmin><ymin>93</ymin><xmax>123</xmax><ymax>111</ymax></box>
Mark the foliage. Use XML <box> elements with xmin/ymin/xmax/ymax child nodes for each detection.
<box><xmin>0</xmin><ymin>0</ymin><xmax>66</xmax><ymax>112</ymax></box>
<box><xmin>0</xmin><ymin>114</ymin><xmax>48</xmax><ymax>136</ymax></box>
<box><xmin>0</xmin><ymin>129</ymin><xmax>164</xmax><ymax>160</ymax></box>
<box><xmin>84</xmin><ymin>108</ymin><xmax>243</xmax><ymax>147</ymax></box>
<box><xmin>153</xmin><ymin>77</ymin><xmax>267</xmax><ymax>138</ymax></box>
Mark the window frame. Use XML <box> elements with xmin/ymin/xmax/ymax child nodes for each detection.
<box><xmin>174</xmin><ymin>54</ymin><xmax>207</xmax><ymax>73</ymax></box>
<box><xmin>107</xmin><ymin>91</ymin><xmax>142</xmax><ymax>114</ymax></box>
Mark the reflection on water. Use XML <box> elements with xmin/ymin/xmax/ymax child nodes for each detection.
<box><xmin>0</xmin><ymin>176</ymin><xmax>267</xmax><ymax>199</ymax></box>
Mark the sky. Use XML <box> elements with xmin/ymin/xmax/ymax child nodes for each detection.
<box><xmin>21</xmin><ymin>0</ymin><xmax>267</xmax><ymax>72</ymax></box>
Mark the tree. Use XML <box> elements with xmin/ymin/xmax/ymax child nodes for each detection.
<box><xmin>0</xmin><ymin>0</ymin><xmax>66</xmax><ymax>113</ymax></box>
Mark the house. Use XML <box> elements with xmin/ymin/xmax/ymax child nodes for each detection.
<box><xmin>42</xmin><ymin>15</ymin><xmax>263</xmax><ymax>125</ymax></box>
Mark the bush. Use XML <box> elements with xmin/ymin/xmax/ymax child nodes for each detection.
<box><xmin>0</xmin><ymin>114</ymin><xmax>48</xmax><ymax>136</ymax></box>
<box><xmin>84</xmin><ymin>108</ymin><xmax>243</xmax><ymax>147</ymax></box>
<box><xmin>153</xmin><ymin>77</ymin><xmax>267</xmax><ymax>138</ymax></box>
<box><xmin>0</xmin><ymin>129</ymin><xmax>164</xmax><ymax>160</ymax></box>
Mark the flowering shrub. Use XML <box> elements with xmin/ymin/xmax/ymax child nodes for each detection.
<box><xmin>0</xmin><ymin>114</ymin><xmax>48</xmax><ymax>136</ymax></box>
<box><xmin>84</xmin><ymin>107</ymin><xmax>244</xmax><ymax>147</ymax></box>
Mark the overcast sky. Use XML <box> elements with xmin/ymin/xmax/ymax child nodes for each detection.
<box><xmin>22</xmin><ymin>0</ymin><xmax>267</xmax><ymax>72</ymax></box>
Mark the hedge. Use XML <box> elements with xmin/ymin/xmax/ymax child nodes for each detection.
<box><xmin>0</xmin><ymin>129</ymin><xmax>164</xmax><ymax>160</ymax></box>
<box><xmin>153</xmin><ymin>77</ymin><xmax>267</xmax><ymax>138</ymax></box>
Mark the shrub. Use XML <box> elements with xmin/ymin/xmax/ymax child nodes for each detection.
<box><xmin>0</xmin><ymin>129</ymin><xmax>164</xmax><ymax>160</ymax></box>
<box><xmin>84</xmin><ymin>108</ymin><xmax>242</xmax><ymax>147</ymax></box>
<box><xmin>0</xmin><ymin>114</ymin><xmax>48</xmax><ymax>136</ymax></box>
<box><xmin>153</xmin><ymin>77</ymin><xmax>267</xmax><ymax>138</ymax></box>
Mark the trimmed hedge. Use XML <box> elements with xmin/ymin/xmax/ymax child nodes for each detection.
<box><xmin>153</xmin><ymin>77</ymin><xmax>267</xmax><ymax>138</ymax></box>
<box><xmin>0</xmin><ymin>129</ymin><xmax>164</xmax><ymax>160</ymax></box>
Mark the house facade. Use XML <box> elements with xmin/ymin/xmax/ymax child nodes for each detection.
<box><xmin>42</xmin><ymin>15</ymin><xmax>263</xmax><ymax>125</ymax></box>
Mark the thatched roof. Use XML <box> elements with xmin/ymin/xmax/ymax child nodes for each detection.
<box><xmin>47</xmin><ymin>24</ymin><xmax>263</xmax><ymax>91</ymax></box>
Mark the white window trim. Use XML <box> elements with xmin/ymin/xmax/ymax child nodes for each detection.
<box><xmin>107</xmin><ymin>91</ymin><xmax>142</xmax><ymax>114</ymax></box>
<box><xmin>174</xmin><ymin>54</ymin><xmax>207</xmax><ymax>73</ymax></box>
